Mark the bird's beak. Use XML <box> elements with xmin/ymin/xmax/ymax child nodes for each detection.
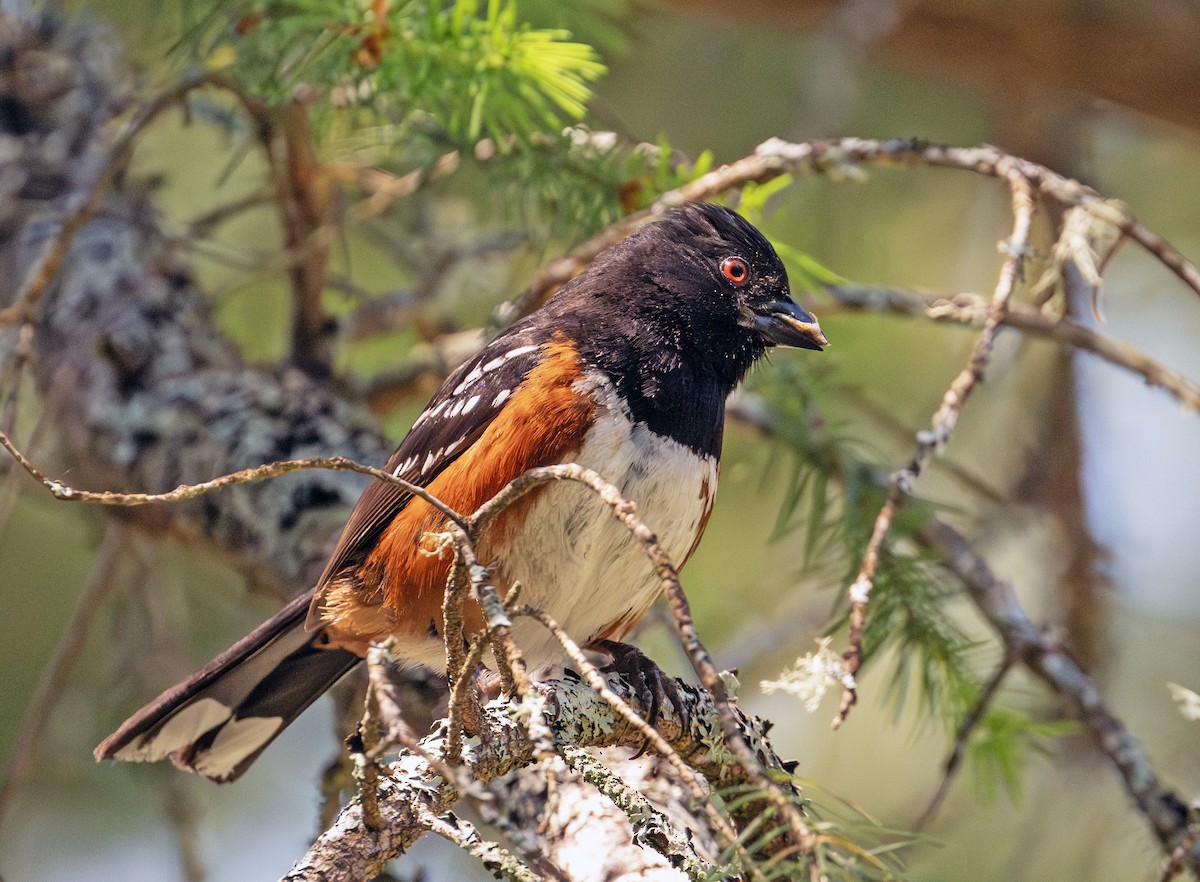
<box><xmin>746</xmin><ymin>299</ymin><xmax>829</xmax><ymax>351</ymax></box>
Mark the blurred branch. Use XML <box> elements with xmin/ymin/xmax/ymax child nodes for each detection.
<box><xmin>916</xmin><ymin>653</ymin><xmax>1015</xmax><ymax>829</ymax></box>
<box><xmin>265</xmin><ymin>103</ymin><xmax>337</xmax><ymax>379</ymax></box>
<box><xmin>0</xmin><ymin>433</ymin><xmax>465</xmax><ymax>527</ymax></box>
<box><xmin>918</xmin><ymin>517</ymin><xmax>1200</xmax><ymax>874</ymax></box>
<box><xmin>683</xmin><ymin>0</ymin><xmax>1200</xmax><ymax>134</ymax></box>
<box><xmin>0</xmin><ymin>522</ymin><xmax>131</xmax><ymax>828</ymax></box>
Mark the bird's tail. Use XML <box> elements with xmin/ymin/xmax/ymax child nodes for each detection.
<box><xmin>94</xmin><ymin>591</ymin><xmax>360</xmax><ymax>783</ymax></box>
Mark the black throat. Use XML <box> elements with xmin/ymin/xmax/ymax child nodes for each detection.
<box><xmin>546</xmin><ymin>300</ymin><xmax>765</xmax><ymax>460</ymax></box>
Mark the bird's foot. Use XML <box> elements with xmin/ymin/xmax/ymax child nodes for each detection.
<box><xmin>589</xmin><ymin>639</ymin><xmax>685</xmax><ymax>734</ymax></box>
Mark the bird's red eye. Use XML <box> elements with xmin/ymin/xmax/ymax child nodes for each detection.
<box><xmin>721</xmin><ymin>257</ymin><xmax>750</xmax><ymax>286</ymax></box>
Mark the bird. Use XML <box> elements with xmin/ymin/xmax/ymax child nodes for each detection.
<box><xmin>94</xmin><ymin>201</ymin><xmax>827</xmax><ymax>782</ymax></box>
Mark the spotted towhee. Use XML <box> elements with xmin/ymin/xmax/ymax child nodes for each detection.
<box><xmin>94</xmin><ymin>202</ymin><xmax>827</xmax><ymax>782</ymax></box>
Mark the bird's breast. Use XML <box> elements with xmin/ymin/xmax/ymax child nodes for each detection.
<box><xmin>483</xmin><ymin>371</ymin><xmax>719</xmax><ymax>669</ymax></box>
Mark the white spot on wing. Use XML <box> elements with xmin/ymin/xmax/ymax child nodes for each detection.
<box><xmin>454</xmin><ymin>344</ymin><xmax>539</xmax><ymax>395</ymax></box>
<box><xmin>415</xmin><ymin>400</ymin><xmax>449</xmax><ymax>429</ymax></box>
<box><xmin>453</xmin><ymin>366</ymin><xmax>484</xmax><ymax>395</ymax></box>
<box><xmin>492</xmin><ymin>388</ymin><xmax>512</xmax><ymax>408</ymax></box>
<box><xmin>462</xmin><ymin>394</ymin><xmax>481</xmax><ymax>415</ymax></box>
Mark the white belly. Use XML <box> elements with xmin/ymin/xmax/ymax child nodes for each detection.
<box><xmin>495</xmin><ymin>373</ymin><xmax>718</xmax><ymax>669</ymax></box>
<box><xmin>387</xmin><ymin>372</ymin><xmax>718</xmax><ymax>672</ymax></box>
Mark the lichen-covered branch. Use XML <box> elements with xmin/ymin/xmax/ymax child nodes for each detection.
<box><xmin>283</xmin><ymin>670</ymin><xmax>789</xmax><ymax>882</ymax></box>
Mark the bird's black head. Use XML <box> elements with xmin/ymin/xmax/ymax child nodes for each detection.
<box><xmin>573</xmin><ymin>202</ymin><xmax>827</xmax><ymax>385</ymax></box>
<box><xmin>648</xmin><ymin>202</ymin><xmax>826</xmax><ymax>354</ymax></box>
<box><xmin>547</xmin><ymin>202</ymin><xmax>828</xmax><ymax>457</ymax></box>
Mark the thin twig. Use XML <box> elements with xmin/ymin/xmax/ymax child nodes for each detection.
<box><xmin>834</xmin><ymin>177</ymin><xmax>1036</xmax><ymax>728</ymax></box>
<box><xmin>0</xmin><ymin>522</ymin><xmax>131</xmax><ymax>828</ymax></box>
<box><xmin>916</xmin><ymin>654</ymin><xmax>1016</xmax><ymax>829</ymax></box>
<box><xmin>0</xmin><ymin>438</ymin><xmax>469</xmax><ymax>529</ymax></box>
<box><xmin>443</xmin><ymin>631</ymin><xmax>491</xmax><ymax>767</ymax></box>
<box><xmin>828</xmin><ymin>285</ymin><xmax>1200</xmax><ymax>412</ymax></box>
<box><xmin>185</xmin><ymin>188</ymin><xmax>276</xmax><ymax>237</ymax></box>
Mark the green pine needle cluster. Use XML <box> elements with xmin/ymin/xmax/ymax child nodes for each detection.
<box><xmin>749</xmin><ymin>349</ymin><xmax>1074</xmax><ymax>809</ymax></box>
<box><xmin>714</xmin><ymin>783</ymin><xmax>918</xmax><ymax>881</ymax></box>
<box><xmin>181</xmin><ymin>0</ymin><xmax>604</xmax><ymax>146</ymax></box>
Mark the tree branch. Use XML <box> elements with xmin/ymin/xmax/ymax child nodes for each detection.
<box><xmin>827</xmin><ymin>285</ymin><xmax>1200</xmax><ymax>412</ymax></box>
<box><xmin>283</xmin><ymin>671</ymin><xmax>788</xmax><ymax>882</ymax></box>
<box><xmin>918</xmin><ymin>517</ymin><xmax>1199</xmax><ymax>875</ymax></box>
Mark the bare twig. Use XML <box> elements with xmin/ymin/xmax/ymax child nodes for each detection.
<box><xmin>828</xmin><ymin>285</ymin><xmax>1200</xmax><ymax>412</ymax></box>
<box><xmin>443</xmin><ymin>634</ymin><xmax>491</xmax><ymax>767</ymax></box>
<box><xmin>834</xmin><ymin>177</ymin><xmax>1037</xmax><ymax>729</ymax></box>
<box><xmin>185</xmin><ymin>189</ymin><xmax>276</xmax><ymax>237</ymax></box>
<box><xmin>920</xmin><ymin>517</ymin><xmax>1200</xmax><ymax>875</ymax></box>
<box><xmin>916</xmin><ymin>654</ymin><xmax>1016</xmax><ymax>829</ymax></box>
<box><xmin>0</xmin><ymin>438</ymin><xmax>468</xmax><ymax>528</ymax></box>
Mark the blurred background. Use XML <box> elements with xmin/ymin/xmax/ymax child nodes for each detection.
<box><xmin>1</xmin><ymin>1</ymin><xmax>1199</xmax><ymax>880</ymax></box>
